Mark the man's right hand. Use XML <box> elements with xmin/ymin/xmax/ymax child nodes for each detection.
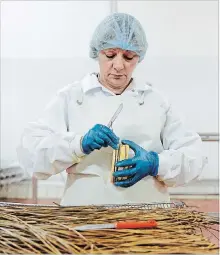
<box><xmin>81</xmin><ymin>124</ymin><xmax>119</xmax><ymax>154</ymax></box>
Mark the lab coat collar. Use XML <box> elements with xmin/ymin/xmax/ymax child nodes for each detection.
<box><xmin>129</xmin><ymin>76</ymin><xmax>153</xmax><ymax>92</ymax></box>
<box><xmin>81</xmin><ymin>73</ymin><xmax>152</xmax><ymax>94</ymax></box>
<box><xmin>81</xmin><ymin>73</ymin><xmax>102</xmax><ymax>94</ymax></box>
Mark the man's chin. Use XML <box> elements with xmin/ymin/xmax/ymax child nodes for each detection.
<box><xmin>109</xmin><ymin>78</ymin><xmax>127</xmax><ymax>86</ymax></box>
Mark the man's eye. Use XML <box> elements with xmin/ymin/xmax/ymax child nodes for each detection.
<box><xmin>124</xmin><ymin>55</ymin><xmax>134</xmax><ymax>60</ymax></box>
<box><xmin>105</xmin><ymin>54</ymin><xmax>115</xmax><ymax>59</ymax></box>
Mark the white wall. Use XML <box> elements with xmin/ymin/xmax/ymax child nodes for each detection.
<box><xmin>1</xmin><ymin>1</ymin><xmax>218</xmax><ymax>191</ymax></box>
<box><xmin>1</xmin><ymin>1</ymin><xmax>111</xmax><ymax>59</ymax></box>
<box><xmin>118</xmin><ymin>0</ymin><xmax>218</xmax><ymax>133</ymax></box>
<box><xmin>1</xmin><ymin>1</ymin><xmax>109</xmax><ymax>163</ymax></box>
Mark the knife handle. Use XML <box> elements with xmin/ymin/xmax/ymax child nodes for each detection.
<box><xmin>115</xmin><ymin>220</ymin><xmax>157</xmax><ymax>229</ymax></box>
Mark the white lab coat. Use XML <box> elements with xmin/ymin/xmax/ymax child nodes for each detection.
<box><xmin>17</xmin><ymin>73</ymin><xmax>207</xmax><ymax>205</ymax></box>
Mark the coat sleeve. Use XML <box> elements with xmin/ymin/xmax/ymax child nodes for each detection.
<box><xmin>17</xmin><ymin>86</ymin><xmax>85</xmax><ymax>180</ymax></box>
<box><xmin>157</xmin><ymin>102</ymin><xmax>208</xmax><ymax>187</ymax></box>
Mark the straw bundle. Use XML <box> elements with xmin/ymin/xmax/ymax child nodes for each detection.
<box><xmin>0</xmin><ymin>203</ymin><xmax>219</xmax><ymax>254</ymax></box>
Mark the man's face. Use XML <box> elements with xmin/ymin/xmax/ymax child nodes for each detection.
<box><xmin>98</xmin><ymin>48</ymin><xmax>139</xmax><ymax>89</ymax></box>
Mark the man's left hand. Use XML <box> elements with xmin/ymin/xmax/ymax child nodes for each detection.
<box><xmin>113</xmin><ymin>139</ymin><xmax>159</xmax><ymax>187</ymax></box>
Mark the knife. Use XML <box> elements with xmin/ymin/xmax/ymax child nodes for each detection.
<box><xmin>74</xmin><ymin>220</ymin><xmax>157</xmax><ymax>231</ymax></box>
<box><xmin>107</xmin><ymin>103</ymin><xmax>123</xmax><ymax>129</ymax></box>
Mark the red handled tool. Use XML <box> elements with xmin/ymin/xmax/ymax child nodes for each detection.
<box><xmin>74</xmin><ymin>220</ymin><xmax>157</xmax><ymax>231</ymax></box>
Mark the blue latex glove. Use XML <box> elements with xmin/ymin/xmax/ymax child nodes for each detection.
<box><xmin>81</xmin><ymin>124</ymin><xmax>119</xmax><ymax>154</ymax></box>
<box><xmin>113</xmin><ymin>140</ymin><xmax>159</xmax><ymax>187</ymax></box>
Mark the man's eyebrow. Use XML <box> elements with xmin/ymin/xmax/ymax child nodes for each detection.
<box><xmin>124</xmin><ymin>51</ymin><xmax>136</xmax><ymax>55</ymax></box>
<box><xmin>104</xmin><ymin>49</ymin><xmax>116</xmax><ymax>53</ymax></box>
<box><xmin>103</xmin><ymin>49</ymin><xmax>136</xmax><ymax>55</ymax></box>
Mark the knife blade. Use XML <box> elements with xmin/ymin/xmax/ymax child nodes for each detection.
<box><xmin>107</xmin><ymin>103</ymin><xmax>123</xmax><ymax>129</ymax></box>
<box><xmin>74</xmin><ymin>220</ymin><xmax>157</xmax><ymax>231</ymax></box>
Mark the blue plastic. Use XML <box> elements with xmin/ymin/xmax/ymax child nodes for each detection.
<box><xmin>90</xmin><ymin>13</ymin><xmax>148</xmax><ymax>62</ymax></box>
<box><xmin>81</xmin><ymin>124</ymin><xmax>119</xmax><ymax>154</ymax></box>
<box><xmin>113</xmin><ymin>139</ymin><xmax>159</xmax><ymax>187</ymax></box>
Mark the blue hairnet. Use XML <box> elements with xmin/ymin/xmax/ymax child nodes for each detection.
<box><xmin>89</xmin><ymin>13</ymin><xmax>148</xmax><ymax>62</ymax></box>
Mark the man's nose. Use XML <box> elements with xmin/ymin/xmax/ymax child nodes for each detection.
<box><xmin>113</xmin><ymin>56</ymin><xmax>124</xmax><ymax>72</ymax></box>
